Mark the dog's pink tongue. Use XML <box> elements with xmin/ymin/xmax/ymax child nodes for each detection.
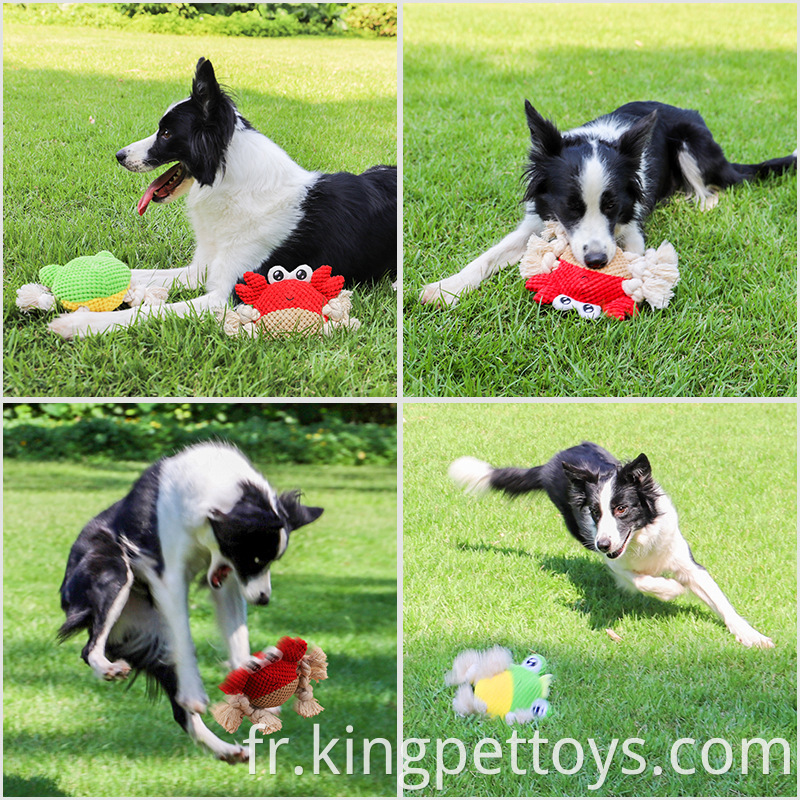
<box><xmin>137</xmin><ymin>163</ymin><xmax>183</xmax><ymax>216</ymax></box>
<box><xmin>137</xmin><ymin>185</ymin><xmax>156</xmax><ymax>216</ymax></box>
<box><xmin>211</xmin><ymin>565</ymin><xmax>232</xmax><ymax>589</ymax></box>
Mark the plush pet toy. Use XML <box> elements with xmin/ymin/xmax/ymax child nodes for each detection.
<box><xmin>445</xmin><ymin>646</ymin><xmax>552</xmax><ymax>724</ymax></box>
<box><xmin>519</xmin><ymin>222</ymin><xmax>680</xmax><ymax>320</ymax></box>
<box><xmin>211</xmin><ymin>636</ymin><xmax>328</xmax><ymax>735</ymax></box>
<box><xmin>15</xmin><ymin>251</ymin><xmax>167</xmax><ymax>313</ymax></box>
<box><xmin>219</xmin><ymin>264</ymin><xmax>361</xmax><ymax>337</ymax></box>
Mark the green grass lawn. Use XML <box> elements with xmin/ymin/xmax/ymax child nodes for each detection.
<box><xmin>3</xmin><ymin>23</ymin><xmax>397</xmax><ymax>398</ymax></box>
<box><xmin>402</xmin><ymin>3</ymin><xmax>797</xmax><ymax>397</ymax></box>
<box><xmin>402</xmin><ymin>402</ymin><xmax>796</xmax><ymax>796</ymax></box>
<box><xmin>3</xmin><ymin>456</ymin><xmax>397</xmax><ymax>797</ymax></box>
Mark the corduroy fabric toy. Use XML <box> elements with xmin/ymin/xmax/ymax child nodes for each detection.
<box><xmin>211</xmin><ymin>636</ymin><xmax>328</xmax><ymax>734</ymax></box>
<box><xmin>519</xmin><ymin>222</ymin><xmax>680</xmax><ymax>320</ymax></box>
<box><xmin>16</xmin><ymin>251</ymin><xmax>167</xmax><ymax>314</ymax></box>
<box><xmin>219</xmin><ymin>265</ymin><xmax>361</xmax><ymax>337</ymax></box>
<box><xmin>446</xmin><ymin>646</ymin><xmax>552</xmax><ymax>724</ymax></box>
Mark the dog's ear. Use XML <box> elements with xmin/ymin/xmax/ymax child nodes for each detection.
<box><xmin>279</xmin><ymin>491</ymin><xmax>324</xmax><ymax>530</ymax></box>
<box><xmin>561</xmin><ymin>461</ymin><xmax>597</xmax><ymax>485</ymax></box>
<box><xmin>192</xmin><ymin>57</ymin><xmax>219</xmax><ymax>108</ymax></box>
<box><xmin>618</xmin><ymin>110</ymin><xmax>658</xmax><ymax>163</ymax></box>
<box><xmin>525</xmin><ymin>100</ymin><xmax>563</xmax><ymax>158</ymax></box>
<box><xmin>621</xmin><ymin>453</ymin><xmax>653</xmax><ymax>484</ymax></box>
<box><xmin>189</xmin><ymin>57</ymin><xmax>236</xmax><ymax>185</ymax></box>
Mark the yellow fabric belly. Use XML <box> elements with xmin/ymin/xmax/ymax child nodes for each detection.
<box><xmin>474</xmin><ymin>670</ymin><xmax>512</xmax><ymax>717</ymax></box>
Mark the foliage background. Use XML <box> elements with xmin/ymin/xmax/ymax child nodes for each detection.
<box><xmin>3</xmin><ymin>402</ymin><xmax>397</xmax><ymax>464</ymax></box>
<box><xmin>4</xmin><ymin>3</ymin><xmax>398</xmax><ymax>37</ymax></box>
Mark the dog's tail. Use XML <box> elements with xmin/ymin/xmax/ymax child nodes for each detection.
<box><xmin>729</xmin><ymin>151</ymin><xmax>797</xmax><ymax>182</ymax></box>
<box><xmin>57</xmin><ymin>608</ymin><xmax>92</xmax><ymax>643</ymax></box>
<box><xmin>449</xmin><ymin>456</ymin><xmax>544</xmax><ymax>496</ymax></box>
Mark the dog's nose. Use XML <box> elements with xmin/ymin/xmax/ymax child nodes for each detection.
<box><xmin>115</xmin><ymin>149</ymin><xmax>127</xmax><ymax>164</ymax></box>
<box><xmin>584</xmin><ymin>250</ymin><xmax>608</xmax><ymax>269</ymax></box>
<box><xmin>596</xmin><ymin>537</ymin><xmax>611</xmax><ymax>552</ymax></box>
<box><xmin>254</xmin><ymin>592</ymin><xmax>270</xmax><ymax>606</ymax></box>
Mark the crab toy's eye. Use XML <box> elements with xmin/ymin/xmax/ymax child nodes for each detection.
<box><xmin>268</xmin><ymin>266</ymin><xmax>286</xmax><ymax>283</ymax></box>
<box><xmin>522</xmin><ymin>655</ymin><xmax>543</xmax><ymax>673</ymax></box>
<box><xmin>291</xmin><ymin>266</ymin><xmax>312</xmax><ymax>282</ymax></box>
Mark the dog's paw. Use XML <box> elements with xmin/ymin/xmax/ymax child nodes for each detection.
<box><xmin>100</xmin><ymin>659</ymin><xmax>131</xmax><ymax>681</ymax></box>
<box><xmin>734</xmin><ymin>626</ymin><xmax>775</xmax><ymax>649</ymax></box>
<box><xmin>420</xmin><ymin>280</ymin><xmax>463</xmax><ymax>307</ymax></box>
<box><xmin>219</xmin><ymin>745</ymin><xmax>249</xmax><ymax>764</ymax></box>
<box><xmin>48</xmin><ymin>312</ymin><xmax>94</xmax><ymax>339</ymax></box>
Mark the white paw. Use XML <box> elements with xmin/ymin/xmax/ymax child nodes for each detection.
<box><xmin>94</xmin><ymin>659</ymin><xmax>131</xmax><ymax>681</ymax></box>
<box><xmin>419</xmin><ymin>280</ymin><xmax>463</xmax><ymax>306</ymax></box>
<box><xmin>218</xmin><ymin>744</ymin><xmax>249</xmax><ymax>764</ymax></box>
<box><xmin>734</xmin><ymin>626</ymin><xmax>774</xmax><ymax>649</ymax></box>
<box><xmin>696</xmin><ymin>192</ymin><xmax>719</xmax><ymax>212</ymax></box>
<box><xmin>48</xmin><ymin>312</ymin><xmax>94</xmax><ymax>339</ymax></box>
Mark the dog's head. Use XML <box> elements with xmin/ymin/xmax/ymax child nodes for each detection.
<box><xmin>523</xmin><ymin>101</ymin><xmax>657</xmax><ymax>269</ymax></box>
<box><xmin>207</xmin><ymin>482</ymin><xmax>323</xmax><ymax>605</ymax></box>
<box><xmin>115</xmin><ymin>57</ymin><xmax>238</xmax><ymax>215</ymax></box>
<box><xmin>562</xmin><ymin>453</ymin><xmax>660</xmax><ymax>559</ymax></box>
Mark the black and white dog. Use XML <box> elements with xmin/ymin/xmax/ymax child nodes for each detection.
<box><xmin>449</xmin><ymin>442</ymin><xmax>773</xmax><ymax>648</ymax></box>
<box><xmin>421</xmin><ymin>101</ymin><xmax>796</xmax><ymax>304</ymax></box>
<box><xmin>50</xmin><ymin>57</ymin><xmax>396</xmax><ymax>338</ymax></box>
<box><xmin>58</xmin><ymin>442</ymin><xmax>323</xmax><ymax>761</ymax></box>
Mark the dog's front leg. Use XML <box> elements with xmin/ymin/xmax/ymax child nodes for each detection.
<box><xmin>608</xmin><ymin>565</ymin><xmax>686</xmax><ymax>601</ymax></box>
<box><xmin>149</xmin><ymin>574</ymin><xmax>209</xmax><ymax>714</ymax></box>
<box><xmin>614</xmin><ymin>221</ymin><xmax>646</xmax><ymax>255</ymax></box>
<box><xmin>682</xmin><ymin>564</ymin><xmax>774</xmax><ymax>648</ymax></box>
<box><xmin>48</xmin><ymin>291</ymin><xmax>228</xmax><ymax>339</ymax></box>
<box><xmin>128</xmin><ymin>263</ymin><xmax>205</xmax><ymax>291</ymax></box>
<box><xmin>419</xmin><ymin>210</ymin><xmax>543</xmax><ymax>306</ymax></box>
<box><xmin>211</xmin><ymin>578</ymin><xmax>250</xmax><ymax>671</ymax></box>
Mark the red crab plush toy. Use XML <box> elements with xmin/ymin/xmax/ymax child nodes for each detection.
<box><xmin>211</xmin><ymin>636</ymin><xmax>328</xmax><ymax>735</ymax></box>
<box><xmin>223</xmin><ymin>265</ymin><xmax>359</xmax><ymax>336</ymax></box>
<box><xmin>525</xmin><ymin>262</ymin><xmax>637</xmax><ymax>320</ymax></box>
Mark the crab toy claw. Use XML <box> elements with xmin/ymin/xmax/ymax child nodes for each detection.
<box><xmin>235</xmin><ymin>272</ymin><xmax>270</xmax><ymax>306</ymax></box>
<box><xmin>310</xmin><ymin>265</ymin><xmax>345</xmax><ymax>300</ymax></box>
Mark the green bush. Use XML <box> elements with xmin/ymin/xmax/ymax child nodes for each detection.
<box><xmin>3</xmin><ymin>403</ymin><xmax>397</xmax><ymax>465</ymax></box>
<box><xmin>345</xmin><ymin>3</ymin><xmax>396</xmax><ymax>37</ymax></box>
<box><xmin>5</xmin><ymin>3</ymin><xmax>395</xmax><ymax>37</ymax></box>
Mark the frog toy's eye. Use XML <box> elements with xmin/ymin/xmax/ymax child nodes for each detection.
<box><xmin>522</xmin><ymin>654</ymin><xmax>544</xmax><ymax>673</ymax></box>
<box><xmin>268</xmin><ymin>266</ymin><xmax>287</xmax><ymax>283</ymax></box>
<box><xmin>290</xmin><ymin>265</ymin><xmax>312</xmax><ymax>282</ymax></box>
<box><xmin>531</xmin><ymin>699</ymin><xmax>550</xmax><ymax>719</ymax></box>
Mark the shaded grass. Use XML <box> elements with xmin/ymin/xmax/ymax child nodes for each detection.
<box><xmin>402</xmin><ymin>402</ymin><xmax>796</xmax><ymax>796</ymax></box>
<box><xmin>3</xmin><ymin>24</ymin><xmax>397</xmax><ymax>398</ymax></box>
<box><xmin>3</xmin><ymin>457</ymin><xmax>397</xmax><ymax>797</ymax></box>
<box><xmin>402</xmin><ymin>3</ymin><xmax>797</xmax><ymax>397</ymax></box>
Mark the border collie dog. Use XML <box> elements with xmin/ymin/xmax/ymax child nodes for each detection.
<box><xmin>49</xmin><ymin>57</ymin><xmax>396</xmax><ymax>338</ymax></box>
<box><xmin>450</xmin><ymin>442</ymin><xmax>773</xmax><ymax>648</ymax></box>
<box><xmin>421</xmin><ymin>100</ymin><xmax>796</xmax><ymax>304</ymax></box>
<box><xmin>58</xmin><ymin>442</ymin><xmax>323</xmax><ymax>761</ymax></box>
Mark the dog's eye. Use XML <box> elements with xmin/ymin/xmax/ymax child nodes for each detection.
<box><xmin>567</xmin><ymin>197</ymin><xmax>585</xmax><ymax>215</ymax></box>
<box><xmin>614</xmin><ymin>505</ymin><xmax>627</xmax><ymax>516</ymax></box>
<box><xmin>291</xmin><ymin>266</ymin><xmax>312</xmax><ymax>282</ymax></box>
<box><xmin>600</xmin><ymin>192</ymin><xmax>616</xmax><ymax>214</ymax></box>
<box><xmin>268</xmin><ymin>266</ymin><xmax>286</xmax><ymax>283</ymax></box>
<box><xmin>160</xmin><ymin>128</ymin><xmax>171</xmax><ymax>140</ymax></box>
